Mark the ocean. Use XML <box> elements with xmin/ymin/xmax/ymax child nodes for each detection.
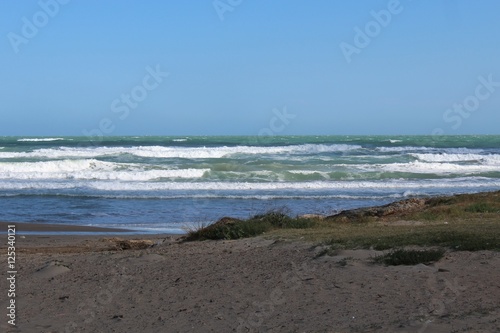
<box><xmin>1</xmin><ymin>135</ymin><xmax>499</xmax><ymax>233</ymax></box>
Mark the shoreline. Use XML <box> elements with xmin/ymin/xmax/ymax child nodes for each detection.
<box><xmin>1</xmin><ymin>190</ymin><xmax>498</xmax><ymax>332</ymax></box>
<box><xmin>0</xmin><ymin>221</ymin><xmax>132</xmax><ymax>233</ymax></box>
<box><xmin>2</xmin><ymin>189</ymin><xmax>499</xmax><ymax>236</ymax></box>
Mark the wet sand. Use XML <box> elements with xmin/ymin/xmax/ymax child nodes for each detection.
<box><xmin>0</xmin><ymin>221</ymin><xmax>131</xmax><ymax>233</ymax></box>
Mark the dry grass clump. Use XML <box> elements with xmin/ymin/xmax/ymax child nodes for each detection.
<box><xmin>103</xmin><ymin>238</ymin><xmax>154</xmax><ymax>250</ymax></box>
<box><xmin>374</xmin><ymin>248</ymin><xmax>446</xmax><ymax>266</ymax></box>
<box><xmin>183</xmin><ymin>211</ymin><xmax>317</xmax><ymax>241</ymax></box>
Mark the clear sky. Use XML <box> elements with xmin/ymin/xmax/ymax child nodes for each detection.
<box><xmin>1</xmin><ymin>0</ymin><xmax>499</xmax><ymax>136</ymax></box>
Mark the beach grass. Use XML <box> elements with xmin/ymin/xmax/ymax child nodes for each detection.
<box><xmin>185</xmin><ymin>191</ymin><xmax>500</xmax><ymax>252</ymax></box>
<box><xmin>373</xmin><ymin>248</ymin><xmax>446</xmax><ymax>266</ymax></box>
<box><xmin>272</xmin><ymin>192</ymin><xmax>500</xmax><ymax>251</ymax></box>
<box><xmin>183</xmin><ymin>210</ymin><xmax>316</xmax><ymax>241</ymax></box>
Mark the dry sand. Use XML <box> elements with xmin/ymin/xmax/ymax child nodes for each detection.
<box><xmin>1</xmin><ymin>223</ymin><xmax>499</xmax><ymax>333</ymax></box>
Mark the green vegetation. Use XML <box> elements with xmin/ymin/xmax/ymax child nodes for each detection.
<box><xmin>183</xmin><ymin>211</ymin><xmax>316</xmax><ymax>241</ymax></box>
<box><xmin>184</xmin><ymin>191</ymin><xmax>500</xmax><ymax>253</ymax></box>
<box><xmin>465</xmin><ymin>202</ymin><xmax>498</xmax><ymax>213</ymax></box>
<box><xmin>374</xmin><ymin>248</ymin><xmax>446</xmax><ymax>266</ymax></box>
<box><xmin>408</xmin><ymin>193</ymin><xmax>500</xmax><ymax>220</ymax></box>
<box><xmin>322</xmin><ymin>227</ymin><xmax>499</xmax><ymax>251</ymax></box>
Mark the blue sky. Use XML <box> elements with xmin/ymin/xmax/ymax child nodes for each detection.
<box><xmin>1</xmin><ymin>0</ymin><xmax>499</xmax><ymax>136</ymax></box>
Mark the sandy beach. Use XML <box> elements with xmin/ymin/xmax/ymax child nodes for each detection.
<box><xmin>4</xmin><ymin>0</ymin><xmax>500</xmax><ymax>330</ymax></box>
<box><xmin>1</xmin><ymin>220</ymin><xmax>499</xmax><ymax>333</ymax></box>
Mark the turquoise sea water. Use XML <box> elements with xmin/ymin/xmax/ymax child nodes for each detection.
<box><xmin>1</xmin><ymin>135</ymin><xmax>499</xmax><ymax>233</ymax></box>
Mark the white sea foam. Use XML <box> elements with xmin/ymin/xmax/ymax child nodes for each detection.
<box><xmin>16</xmin><ymin>178</ymin><xmax>495</xmax><ymax>191</ymax></box>
<box><xmin>379</xmin><ymin>161</ymin><xmax>500</xmax><ymax>174</ymax></box>
<box><xmin>0</xmin><ymin>159</ymin><xmax>208</xmax><ymax>181</ymax></box>
<box><xmin>0</xmin><ymin>143</ymin><xmax>362</xmax><ymax>160</ymax></box>
<box><xmin>288</xmin><ymin>170</ymin><xmax>322</xmax><ymax>175</ymax></box>
<box><xmin>377</xmin><ymin>146</ymin><xmax>429</xmax><ymax>153</ymax></box>
<box><xmin>2</xmin><ymin>157</ymin><xmax>498</xmax><ymax>183</ymax></box>
<box><xmin>74</xmin><ymin>179</ymin><xmax>500</xmax><ymax>192</ymax></box>
<box><xmin>412</xmin><ymin>153</ymin><xmax>500</xmax><ymax>164</ymax></box>
<box><xmin>3</xmin><ymin>136</ymin><xmax>499</xmax><ymax>231</ymax></box>
<box><xmin>287</xmin><ymin>170</ymin><xmax>331</xmax><ymax>178</ymax></box>
<box><xmin>1</xmin><ymin>177</ymin><xmax>498</xmax><ymax>193</ymax></box>
<box><xmin>17</xmin><ymin>138</ymin><xmax>66</xmax><ymax>142</ymax></box>
<box><xmin>377</xmin><ymin>146</ymin><xmax>484</xmax><ymax>154</ymax></box>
